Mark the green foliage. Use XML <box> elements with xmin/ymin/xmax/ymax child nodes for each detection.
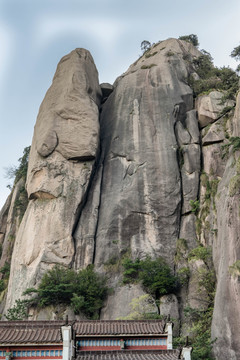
<box><xmin>231</xmin><ymin>45</ymin><xmax>240</xmax><ymax>61</ymax></box>
<box><xmin>177</xmin><ymin>267</ymin><xmax>190</xmax><ymax>285</ymax></box>
<box><xmin>229</xmin><ymin>175</ymin><xmax>240</xmax><ymax>196</ymax></box>
<box><xmin>5</xmin><ymin>146</ymin><xmax>31</xmax><ymax>185</ymax></box>
<box><xmin>229</xmin><ymin>260</ymin><xmax>240</xmax><ymax>277</ymax></box>
<box><xmin>165</xmin><ymin>50</ymin><xmax>174</xmax><ymax>57</ymax></box>
<box><xmin>36</xmin><ymin>265</ymin><xmax>76</xmax><ymax>306</ymax></box>
<box><xmin>175</xmin><ymin>241</ymin><xmax>216</xmax><ymax>359</ymax></box>
<box><xmin>174</xmin><ymin>238</ymin><xmax>188</xmax><ymax>264</ymax></box>
<box><xmin>104</xmin><ymin>248</ymin><xmax>131</xmax><ymax>273</ymax></box>
<box><xmin>145</xmin><ymin>51</ymin><xmax>157</xmax><ymax>59</ymax></box>
<box><xmin>0</xmin><ymin>280</ymin><xmax>5</xmax><ymax>292</ymax></box>
<box><xmin>122</xmin><ymin>257</ymin><xmax>141</xmax><ymax>284</ymax></box>
<box><xmin>221</xmin><ymin>137</ymin><xmax>240</xmax><ymax>158</ymax></box>
<box><xmin>200</xmin><ymin>172</ymin><xmax>219</xmax><ymax>210</ymax></box>
<box><xmin>123</xmin><ymin>256</ymin><xmax>178</xmax><ymax>298</ymax></box>
<box><xmin>0</xmin><ymin>262</ymin><xmax>10</xmax><ymax>278</ymax></box>
<box><xmin>14</xmin><ymin>185</ymin><xmax>29</xmax><ymax>220</ymax></box>
<box><xmin>24</xmin><ymin>265</ymin><xmax>108</xmax><ymax>319</ymax></box>
<box><xmin>178</xmin><ymin>34</ymin><xmax>199</xmax><ymax>47</ymax></box>
<box><xmin>71</xmin><ymin>265</ymin><xmax>108</xmax><ymax>319</ymax></box>
<box><xmin>141</xmin><ymin>64</ymin><xmax>157</xmax><ymax>69</ymax></box>
<box><xmin>188</xmin><ymin>245</ymin><xmax>212</xmax><ymax>264</ymax></box>
<box><xmin>189</xmin><ymin>199</ymin><xmax>200</xmax><ymax>214</ymax></box>
<box><xmin>182</xmin><ymin>306</ymin><xmax>215</xmax><ymax>360</ymax></box>
<box><xmin>5</xmin><ymin>299</ymin><xmax>29</xmax><ymax>320</ymax></box>
<box><xmin>141</xmin><ymin>40</ymin><xmax>151</xmax><ymax>54</ymax></box>
<box><xmin>189</xmin><ymin>49</ymin><xmax>239</xmax><ymax>98</ymax></box>
<box><xmin>193</xmin><ymin>51</ymin><xmax>213</xmax><ymax>78</ymax></box>
<box><xmin>140</xmin><ymin>257</ymin><xmax>178</xmax><ymax>298</ymax></box>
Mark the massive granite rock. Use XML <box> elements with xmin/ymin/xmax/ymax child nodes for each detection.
<box><xmin>73</xmin><ymin>39</ymin><xmax>201</xmax><ymax>318</ymax></box>
<box><xmin>1</xmin><ymin>38</ymin><xmax>240</xmax><ymax>359</ymax></box>
<box><xmin>197</xmin><ymin>91</ymin><xmax>240</xmax><ymax>359</ymax></box>
<box><xmin>74</xmin><ymin>39</ymin><xmax>200</xmax><ymax>274</ymax></box>
<box><xmin>210</xmin><ymin>100</ymin><xmax>240</xmax><ymax>359</ymax></box>
<box><xmin>5</xmin><ymin>49</ymin><xmax>102</xmax><ymax>309</ymax></box>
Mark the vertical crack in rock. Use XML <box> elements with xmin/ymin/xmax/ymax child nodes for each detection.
<box><xmin>72</xmin><ymin>149</ymin><xmax>104</xmax><ymax>269</ymax></box>
<box><xmin>71</xmin><ymin>156</ymin><xmax>100</xmax><ymax>268</ymax></box>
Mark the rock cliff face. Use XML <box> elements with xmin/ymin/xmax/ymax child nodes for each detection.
<box><xmin>0</xmin><ymin>38</ymin><xmax>240</xmax><ymax>359</ymax></box>
<box><xmin>5</xmin><ymin>48</ymin><xmax>102</xmax><ymax>309</ymax></box>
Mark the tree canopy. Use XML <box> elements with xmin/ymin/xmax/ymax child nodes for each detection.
<box><xmin>122</xmin><ymin>256</ymin><xmax>179</xmax><ymax>298</ymax></box>
<box><xmin>179</xmin><ymin>34</ymin><xmax>199</xmax><ymax>47</ymax></box>
<box><xmin>23</xmin><ymin>265</ymin><xmax>108</xmax><ymax>319</ymax></box>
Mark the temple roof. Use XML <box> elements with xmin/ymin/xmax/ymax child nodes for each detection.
<box><xmin>0</xmin><ymin>321</ymin><xmax>65</xmax><ymax>345</ymax></box>
<box><xmin>76</xmin><ymin>350</ymin><xmax>180</xmax><ymax>360</ymax></box>
<box><xmin>0</xmin><ymin>320</ymin><xmax>167</xmax><ymax>345</ymax></box>
<box><xmin>74</xmin><ymin>320</ymin><xmax>166</xmax><ymax>337</ymax></box>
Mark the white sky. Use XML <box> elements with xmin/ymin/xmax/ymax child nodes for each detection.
<box><xmin>0</xmin><ymin>0</ymin><xmax>240</xmax><ymax>208</ymax></box>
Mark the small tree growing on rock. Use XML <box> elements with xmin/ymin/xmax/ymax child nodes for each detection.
<box><xmin>141</xmin><ymin>40</ymin><xmax>151</xmax><ymax>54</ymax></box>
<box><xmin>179</xmin><ymin>34</ymin><xmax>199</xmax><ymax>47</ymax></box>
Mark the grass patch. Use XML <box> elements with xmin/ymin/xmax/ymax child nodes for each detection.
<box><xmin>141</xmin><ymin>64</ymin><xmax>157</xmax><ymax>69</ymax></box>
<box><xmin>145</xmin><ymin>51</ymin><xmax>157</xmax><ymax>58</ymax></box>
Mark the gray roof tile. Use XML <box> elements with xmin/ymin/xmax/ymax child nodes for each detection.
<box><xmin>0</xmin><ymin>321</ymin><xmax>65</xmax><ymax>344</ymax></box>
<box><xmin>74</xmin><ymin>321</ymin><xmax>166</xmax><ymax>336</ymax></box>
<box><xmin>76</xmin><ymin>350</ymin><xmax>180</xmax><ymax>360</ymax></box>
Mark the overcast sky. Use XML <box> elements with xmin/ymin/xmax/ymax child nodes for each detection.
<box><xmin>0</xmin><ymin>0</ymin><xmax>240</xmax><ymax>208</ymax></box>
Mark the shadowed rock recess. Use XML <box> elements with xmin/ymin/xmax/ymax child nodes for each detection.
<box><xmin>1</xmin><ymin>39</ymin><xmax>240</xmax><ymax>359</ymax></box>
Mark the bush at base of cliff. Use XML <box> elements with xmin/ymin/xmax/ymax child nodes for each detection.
<box><xmin>122</xmin><ymin>256</ymin><xmax>179</xmax><ymax>298</ymax></box>
<box><xmin>23</xmin><ymin>265</ymin><xmax>108</xmax><ymax>319</ymax></box>
<box><xmin>5</xmin><ymin>299</ymin><xmax>29</xmax><ymax>320</ymax></box>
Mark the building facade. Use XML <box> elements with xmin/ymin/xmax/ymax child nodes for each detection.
<box><xmin>0</xmin><ymin>320</ymin><xmax>191</xmax><ymax>360</ymax></box>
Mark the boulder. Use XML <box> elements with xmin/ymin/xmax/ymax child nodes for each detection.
<box><xmin>202</xmin><ymin>118</ymin><xmax>226</xmax><ymax>145</ymax></box>
<box><xmin>5</xmin><ymin>49</ymin><xmax>101</xmax><ymax>310</ymax></box>
<box><xmin>196</xmin><ymin>91</ymin><xmax>234</xmax><ymax>128</ymax></box>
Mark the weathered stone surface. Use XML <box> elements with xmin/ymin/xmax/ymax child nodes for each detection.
<box><xmin>30</xmin><ymin>305</ymin><xmax>87</xmax><ymax>321</ymax></box>
<box><xmin>202</xmin><ymin>118</ymin><xmax>226</xmax><ymax>145</ymax></box>
<box><xmin>233</xmin><ymin>92</ymin><xmax>240</xmax><ymax>136</ymax></box>
<box><xmin>100</xmin><ymin>284</ymin><xmax>147</xmax><ymax>320</ymax></box>
<box><xmin>199</xmin><ymin>96</ymin><xmax>240</xmax><ymax>358</ymax></box>
<box><xmin>5</xmin><ymin>160</ymin><xmax>93</xmax><ymax>310</ymax></box>
<box><xmin>175</xmin><ymin>108</ymin><xmax>200</xmax><ymax>214</ymax></box>
<box><xmin>100</xmin><ymin>83</ymin><xmax>114</xmax><ymax>99</ymax></box>
<box><xmin>0</xmin><ymin>179</ymin><xmax>25</xmax><ymax>271</ymax></box>
<box><xmin>27</xmin><ymin>49</ymin><xmax>101</xmax><ymax>200</ymax></box>
<box><xmin>2</xmin><ymin>39</ymin><xmax>240</xmax><ymax>358</ymax></box>
<box><xmin>196</xmin><ymin>91</ymin><xmax>234</xmax><ymax>128</ymax></box>
<box><xmin>0</xmin><ymin>193</ymin><xmax>12</xmax><ymax>246</ymax></box>
<box><xmin>209</xmin><ymin>96</ymin><xmax>240</xmax><ymax>358</ymax></box>
<box><xmin>187</xmin><ymin>259</ymin><xmax>209</xmax><ymax>310</ymax></box>
<box><xmin>160</xmin><ymin>294</ymin><xmax>179</xmax><ymax>320</ymax></box>
<box><xmin>34</xmin><ymin>49</ymin><xmax>101</xmax><ymax>161</ymax></box>
<box><xmin>5</xmin><ymin>49</ymin><xmax>101</xmax><ymax>310</ymax></box>
<box><xmin>202</xmin><ymin>143</ymin><xmax>226</xmax><ymax>178</ymax></box>
<box><xmin>211</xmin><ymin>155</ymin><xmax>240</xmax><ymax>360</ymax></box>
<box><xmin>175</xmin><ymin>110</ymin><xmax>199</xmax><ymax>145</ymax></box>
<box><xmin>76</xmin><ymin>39</ymin><xmax>200</xmax><ymax>271</ymax></box>
<box><xmin>179</xmin><ymin>214</ymin><xmax>197</xmax><ymax>250</ymax></box>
